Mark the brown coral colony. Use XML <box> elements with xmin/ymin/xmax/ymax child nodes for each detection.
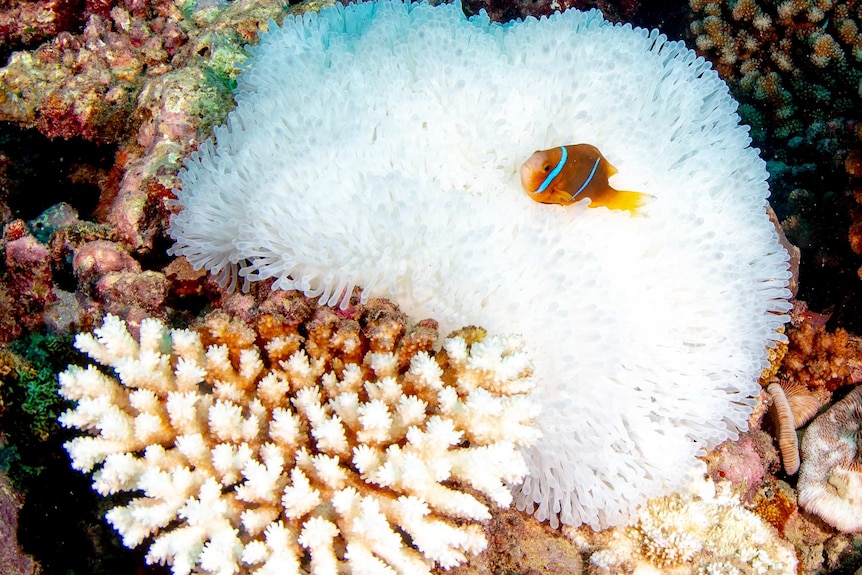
<box><xmin>200</xmin><ymin>296</ymin><xmax>442</xmax><ymax>385</ymax></box>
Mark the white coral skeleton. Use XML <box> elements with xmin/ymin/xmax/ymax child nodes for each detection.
<box><xmin>58</xmin><ymin>314</ymin><xmax>539</xmax><ymax>575</ymax></box>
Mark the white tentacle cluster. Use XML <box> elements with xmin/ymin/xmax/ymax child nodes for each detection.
<box><xmin>167</xmin><ymin>0</ymin><xmax>792</xmax><ymax>529</ymax></box>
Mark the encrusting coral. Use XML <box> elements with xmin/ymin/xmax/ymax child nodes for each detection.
<box><xmin>56</xmin><ymin>307</ymin><xmax>539</xmax><ymax>574</ymax></box>
<box><xmin>567</xmin><ymin>476</ymin><xmax>798</xmax><ymax>574</ymax></box>
<box><xmin>798</xmin><ymin>384</ymin><xmax>862</xmax><ymax>533</ymax></box>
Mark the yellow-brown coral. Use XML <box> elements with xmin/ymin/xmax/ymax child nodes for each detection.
<box><xmin>689</xmin><ymin>0</ymin><xmax>862</xmax><ymax>139</ymax></box>
<box><xmin>780</xmin><ymin>313</ymin><xmax>862</xmax><ymax>394</ymax></box>
<box><xmin>751</xmin><ymin>478</ymin><xmax>798</xmax><ymax>533</ymax></box>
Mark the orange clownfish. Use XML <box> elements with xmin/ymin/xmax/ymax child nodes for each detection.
<box><xmin>520</xmin><ymin>144</ymin><xmax>650</xmax><ymax>212</ymax></box>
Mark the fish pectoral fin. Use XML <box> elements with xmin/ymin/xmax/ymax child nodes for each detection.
<box><xmin>590</xmin><ymin>190</ymin><xmax>653</xmax><ymax>213</ymax></box>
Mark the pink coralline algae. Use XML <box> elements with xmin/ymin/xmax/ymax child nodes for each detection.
<box><xmin>0</xmin><ymin>198</ymin><xmax>170</xmax><ymax>340</ymax></box>
<box><xmin>1</xmin><ymin>222</ymin><xmax>55</xmax><ymax>336</ymax></box>
<box><xmin>72</xmin><ymin>239</ymin><xmax>141</xmax><ymax>287</ymax></box>
<box><xmin>0</xmin><ymin>0</ymin><xmax>84</xmax><ymax>54</ymax></box>
<box><xmin>0</xmin><ymin>0</ymin><xmax>188</xmax><ymax>143</ymax></box>
<box><xmin>706</xmin><ymin>430</ymin><xmax>779</xmax><ymax>503</ymax></box>
<box><xmin>93</xmin><ymin>269</ymin><xmax>168</xmax><ymax>325</ymax></box>
<box><xmin>0</xmin><ymin>473</ymin><xmax>38</xmax><ymax>575</ymax></box>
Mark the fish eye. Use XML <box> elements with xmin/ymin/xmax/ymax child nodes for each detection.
<box><xmin>542</xmin><ymin>164</ymin><xmax>552</xmax><ymax>173</ymax></box>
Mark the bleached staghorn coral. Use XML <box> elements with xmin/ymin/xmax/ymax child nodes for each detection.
<box><xmin>57</xmin><ymin>310</ymin><xmax>539</xmax><ymax>575</ymax></box>
<box><xmin>167</xmin><ymin>0</ymin><xmax>792</xmax><ymax>529</ymax></box>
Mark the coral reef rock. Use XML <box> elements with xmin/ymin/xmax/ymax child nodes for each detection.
<box><xmin>0</xmin><ymin>472</ymin><xmax>39</xmax><ymax>575</ymax></box>
<box><xmin>1</xmin><ymin>219</ymin><xmax>56</xmax><ymax>338</ymax></box>
<box><xmin>0</xmin><ymin>0</ymin><xmax>298</xmax><ymax>250</ymax></box>
<box><xmin>57</xmin><ymin>308</ymin><xmax>539</xmax><ymax>575</ymax></box>
<box><xmin>705</xmin><ymin>429</ymin><xmax>778</xmax><ymax>503</ymax></box>
<box><xmin>168</xmin><ymin>0</ymin><xmax>792</xmax><ymax>530</ymax></box>
<box><xmin>798</xmin><ymin>384</ymin><xmax>862</xmax><ymax>533</ymax></box>
<box><xmin>449</xmin><ymin>505</ymin><xmax>585</xmax><ymax>575</ymax></box>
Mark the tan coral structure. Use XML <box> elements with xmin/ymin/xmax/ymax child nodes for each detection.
<box><xmin>57</xmin><ymin>308</ymin><xmax>539</xmax><ymax>575</ymax></box>
<box><xmin>798</xmin><ymin>385</ymin><xmax>862</xmax><ymax>533</ymax></box>
<box><xmin>781</xmin><ymin>318</ymin><xmax>862</xmax><ymax>394</ymax></box>
<box><xmin>763</xmin><ymin>378</ymin><xmax>821</xmax><ymax>474</ymax></box>
<box><xmin>689</xmin><ymin>0</ymin><xmax>862</xmax><ymax>138</ymax></box>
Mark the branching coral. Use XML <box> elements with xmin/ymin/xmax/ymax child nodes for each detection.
<box><xmin>780</xmin><ymin>312</ymin><xmax>862</xmax><ymax>394</ymax></box>
<box><xmin>689</xmin><ymin>0</ymin><xmax>862</xmax><ymax>140</ymax></box>
<box><xmin>57</xmin><ymin>309</ymin><xmax>538</xmax><ymax>574</ymax></box>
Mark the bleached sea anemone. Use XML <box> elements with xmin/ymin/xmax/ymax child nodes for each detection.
<box><xmin>167</xmin><ymin>0</ymin><xmax>793</xmax><ymax>530</ymax></box>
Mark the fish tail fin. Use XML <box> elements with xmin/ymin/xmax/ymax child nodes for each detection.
<box><xmin>596</xmin><ymin>190</ymin><xmax>653</xmax><ymax>213</ymax></box>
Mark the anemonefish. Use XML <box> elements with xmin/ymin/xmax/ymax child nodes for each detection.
<box><xmin>520</xmin><ymin>144</ymin><xmax>650</xmax><ymax>212</ymax></box>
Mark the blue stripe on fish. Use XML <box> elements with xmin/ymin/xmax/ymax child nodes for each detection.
<box><xmin>534</xmin><ymin>146</ymin><xmax>568</xmax><ymax>194</ymax></box>
<box><xmin>570</xmin><ymin>157</ymin><xmax>601</xmax><ymax>201</ymax></box>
